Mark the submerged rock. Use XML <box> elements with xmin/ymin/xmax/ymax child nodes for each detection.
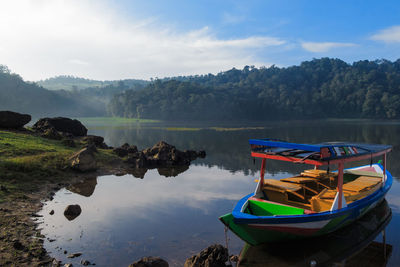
<box><xmin>33</xmin><ymin>117</ymin><xmax>88</xmax><ymax>136</ymax></box>
<box><xmin>66</xmin><ymin>252</ymin><xmax>82</xmax><ymax>258</ymax></box>
<box><xmin>184</xmin><ymin>244</ymin><xmax>228</xmax><ymax>267</ymax></box>
<box><xmin>64</xmin><ymin>205</ymin><xmax>82</xmax><ymax>221</ymax></box>
<box><xmin>69</xmin><ymin>148</ymin><xmax>97</xmax><ymax>172</ymax></box>
<box><xmin>129</xmin><ymin>256</ymin><xmax>169</xmax><ymax>267</ymax></box>
<box><xmin>0</xmin><ymin>110</ymin><xmax>31</xmax><ymax>129</ymax></box>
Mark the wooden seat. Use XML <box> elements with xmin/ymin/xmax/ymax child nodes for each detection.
<box><xmin>280</xmin><ymin>176</ymin><xmax>319</xmax><ymax>194</ymax></box>
<box><xmin>310</xmin><ymin>176</ymin><xmax>382</xmax><ymax>212</ymax></box>
<box><xmin>301</xmin><ymin>169</ymin><xmax>337</xmax><ymax>187</ymax></box>
<box><xmin>343</xmin><ymin>176</ymin><xmax>381</xmax><ymax>192</ymax></box>
<box><xmin>262</xmin><ymin>179</ymin><xmax>311</xmax><ymax>209</ymax></box>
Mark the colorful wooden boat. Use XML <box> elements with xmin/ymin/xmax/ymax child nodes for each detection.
<box><xmin>220</xmin><ymin>139</ymin><xmax>392</xmax><ymax>245</ymax></box>
<box><xmin>237</xmin><ymin>199</ymin><xmax>392</xmax><ymax>266</ymax></box>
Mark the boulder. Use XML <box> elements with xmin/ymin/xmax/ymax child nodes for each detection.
<box><xmin>129</xmin><ymin>257</ymin><xmax>169</xmax><ymax>267</ymax></box>
<box><xmin>41</xmin><ymin>127</ymin><xmax>62</xmax><ymax>140</ymax></box>
<box><xmin>64</xmin><ymin>205</ymin><xmax>82</xmax><ymax>221</ymax></box>
<box><xmin>82</xmin><ymin>135</ymin><xmax>104</xmax><ymax>146</ymax></box>
<box><xmin>61</xmin><ymin>138</ymin><xmax>76</xmax><ymax>147</ymax></box>
<box><xmin>0</xmin><ymin>111</ymin><xmax>31</xmax><ymax>129</ymax></box>
<box><xmin>184</xmin><ymin>244</ymin><xmax>228</xmax><ymax>267</ymax></box>
<box><xmin>113</xmin><ymin>147</ymin><xmax>129</xmax><ymax>157</ymax></box>
<box><xmin>69</xmin><ymin>148</ymin><xmax>97</xmax><ymax>172</ymax></box>
<box><xmin>33</xmin><ymin>117</ymin><xmax>87</xmax><ymax>136</ymax></box>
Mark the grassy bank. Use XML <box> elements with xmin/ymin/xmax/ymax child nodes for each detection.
<box><xmin>0</xmin><ymin>130</ymin><xmax>118</xmax><ymax>203</ymax></box>
<box><xmin>0</xmin><ymin>129</ymin><xmax>123</xmax><ymax>266</ymax></box>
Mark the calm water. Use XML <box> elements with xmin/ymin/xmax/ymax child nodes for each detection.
<box><xmin>37</xmin><ymin>120</ymin><xmax>400</xmax><ymax>266</ymax></box>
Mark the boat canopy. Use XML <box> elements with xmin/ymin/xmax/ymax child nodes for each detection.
<box><xmin>249</xmin><ymin>139</ymin><xmax>392</xmax><ymax>166</ymax></box>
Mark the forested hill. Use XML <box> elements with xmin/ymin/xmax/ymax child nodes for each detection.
<box><xmin>0</xmin><ymin>66</ymin><xmax>103</xmax><ymax>117</ymax></box>
<box><xmin>37</xmin><ymin>75</ymin><xmax>148</xmax><ymax>91</ymax></box>
<box><xmin>108</xmin><ymin>58</ymin><xmax>400</xmax><ymax>121</ymax></box>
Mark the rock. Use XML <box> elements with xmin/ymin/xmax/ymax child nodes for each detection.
<box><xmin>67</xmin><ymin>177</ymin><xmax>97</xmax><ymax>197</ymax></box>
<box><xmin>33</xmin><ymin>117</ymin><xmax>88</xmax><ymax>136</ymax></box>
<box><xmin>85</xmin><ymin>143</ymin><xmax>98</xmax><ymax>153</ymax></box>
<box><xmin>197</xmin><ymin>150</ymin><xmax>206</xmax><ymax>158</ymax></box>
<box><xmin>69</xmin><ymin>148</ymin><xmax>97</xmax><ymax>172</ymax></box>
<box><xmin>129</xmin><ymin>256</ymin><xmax>169</xmax><ymax>267</ymax></box>
<box><xmin>128</xmin><ymin>145</ymin><xmax>138</xmax><ymax>154</ymax></box>
<box><xmin>184</xmin><ymin>244</ymin><xmax>228</xmax><ymax>267</ymax></box>
<box><xmin>67</xmin><ymin>252</ymin><xmax>82</xmax><ymax>258</ymax></box>
<box><xmin>52</xmin><ymin>258</ymin><xmax>61</xmax><ymax>267</ymax></box>
<box><xmin>64</xmin><ymin>264</ymin><xmax>73</xmax><ymax>267</ymax></box>
<box><xmin>0</xmin><ymin>110</ymin><xmax>31</xmax><ymax>129</ymax></box>
<box><xmin>80</xmin><ymin>259</ymin><xmax>91</xmax><ymax>266</ymax></box>
<box><xmin>229</xmin><ymin>255</ymin><xmax>239</xmax><ymax>262</ymax></box>
<box><xmin>49</xmin><ymin>210</ymin><xmax>55</xmax><ymax>215</ymax></box>
<box><xmin>61</xmin><ymin>138</ymin><xmax>76</xmax><ymax>147</ymax></box>
<box><xmin>83</xmin><ymin>135</ymin><xmax>104</xmax><ymax>146</ymax></box>
<box><xmin>41</xmin><ymin>127</ymin><xmax>62</xmax><ymax>140</ymax></box>
<box><xmin>0</xmin><ymin>185</ymin><xmax>8</xmax><ymax>192</ymax></box>
<box><xmin>113</xmin><ymin>147</ymin><xmax>129</xmax><ymax>157</ymax></box>
<box><xmin>13</xmin><ymin>240</ymin><xmax>25</xmax><ymax>250</ymax></box>
<box><xmin>64</xmin><ymin>205</ymin><xmax>82</xmax><ymax>221</ymax></box>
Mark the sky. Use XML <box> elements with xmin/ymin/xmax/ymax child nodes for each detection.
<box><xmin>0</xmin><ymin>0</ymin><xmax>399</xmax><ymax>81</ymax></box>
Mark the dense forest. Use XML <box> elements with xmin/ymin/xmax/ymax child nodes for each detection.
<box><xmin>108</xmin><ymin>58</ymin><xmax>400</xmax><ymax>121</ymax></box>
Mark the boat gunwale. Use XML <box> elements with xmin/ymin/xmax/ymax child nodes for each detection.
<box><xmin>232</xmin><ymin>163</ymin><xmax>392</xmax><ymax>225</ymax></box>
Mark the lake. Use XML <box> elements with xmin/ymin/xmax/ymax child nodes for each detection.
<box><xmin>37</xmin><ymin>119</ymin><xmax>400</xmax><ymax>266</ymax></box>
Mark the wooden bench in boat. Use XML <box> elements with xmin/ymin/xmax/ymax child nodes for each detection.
<box><xmin>310</xmin><ymin>175</ymin><xmax>382</xmax><ymax>212</ymax></box>
<box><xmin>281</xmin><ymin>176</ymin><xmax>327</xmax><ymax>192</ymax></box>
<box><xmin>262</xmin><ymin>179</ymin><xmax>311</xmax><ymax>210</ymax></box>
<box><xmin>301</xmin><ymin>169</ymin><xmax>338</xmax><ymax>187</ymax></box>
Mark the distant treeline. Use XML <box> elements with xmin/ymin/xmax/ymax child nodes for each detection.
<box><xmin>37</xmin><ymin>75</ymin><xmax>148</xmax><ymax>91</ymax></box>
<box><xmin>0</xmin><ymin>66</ymin><xmax>146</xmax><ymax>117</ymax></box>
<box><xmin>108</xmin><ymin>58</ymin><xmax>400</xmax><ymax>120</ymax></box>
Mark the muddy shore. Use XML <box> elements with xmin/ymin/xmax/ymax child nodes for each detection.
<box><xmin>0</xmin><ymin>163</ymin><xmax>132</xmax><ymax>266</ymax></box>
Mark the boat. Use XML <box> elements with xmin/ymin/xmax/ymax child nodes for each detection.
<box><xmin>219</xmin><ymin>139</ymin><xmax>392</xmax><ymax>245</ymax></box>
<box><xmin>237</xmin><ymin>199</ymin><xmax>392</xmax><ymax>266</ymax></box>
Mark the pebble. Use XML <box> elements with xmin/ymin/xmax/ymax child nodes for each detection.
<box><xmin>67</xmin><ymin>252</ymin><xmax>82</xmax><ymax>258</ymax></box>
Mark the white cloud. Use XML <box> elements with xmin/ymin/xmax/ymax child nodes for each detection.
<box><xmin>371</xmin><ymin>25</ymin><xmax>400</xmax><ymax>43</ymax></box>
<box><xmin>301</xmin><ymin>41</ymin><xmax>356</xmax><ymax>53</ymax></box>
<box><xmin>0</xmin><ymin>0</ymin><xmax>285</xmax><ymax>81</ymax></box>
<box><xmin>68</xmin><ymin>59</ymin><xmax>90</xmax><ymax>66</ymax></box>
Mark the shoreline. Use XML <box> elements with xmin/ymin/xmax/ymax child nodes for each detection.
<box><xmin>0</xmin><ymin>126</ymin><xmax>195</xmax><ymax>266</ymax></box>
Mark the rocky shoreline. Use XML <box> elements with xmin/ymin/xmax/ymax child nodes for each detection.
<box><xmin>0</xmin><ymin>111</ymin><xmax>235</xmax><ymax>267</ymax></box>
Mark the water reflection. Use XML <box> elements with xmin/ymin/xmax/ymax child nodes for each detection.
<box><xmin>37</xmin><ymin>120</ymin><xmax>400</xmax><ymax>266</ymax></box>
<box><xmin>37</xmin><ymin>166</ymin><xmax>254</xmax><ymax>266</ymax></box>
<box><xmin>68</xmin><ymin>177</ymin><xmax>97</xmax><ymax>197</ymax></box>
<box><xmin>85</xmin><ymin>119</ymin><xmax>400</xmax><ymax>177</ymax></box>
<box><xmin>238</xmin><ymin>200</ymin><xmax>392</xmax><ymax>267</ymax></box>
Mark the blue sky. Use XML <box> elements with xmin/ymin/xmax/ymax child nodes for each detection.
<box><xmin>0</xmin><ymin>0</ymin><xmax>399</xmax><ymax>80</ymax></box>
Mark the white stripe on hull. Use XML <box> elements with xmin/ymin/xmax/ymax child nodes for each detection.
<box><xmin>248</xmin><ymin>219</ymin><xmax>331</xmax><ymax>229</ymax></box>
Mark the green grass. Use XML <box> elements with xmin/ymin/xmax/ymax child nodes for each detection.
<box><xmin>0</xmin><ymin>130</ymin><xmax>119</xmax><ymax>201</ymax></box>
